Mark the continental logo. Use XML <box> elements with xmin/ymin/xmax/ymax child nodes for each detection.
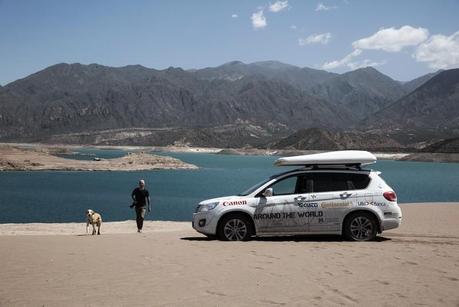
<box><xmin>320</xmin><ymin>201</ymin><xmax>352</xmax><ymax>209</ymax></box>
<box><xmin>222</xmin><ymin>200</ymin><xmax>248</xmax><ymax>206</ymax></box>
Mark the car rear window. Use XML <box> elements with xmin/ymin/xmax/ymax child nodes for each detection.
<box><xmin>349</xmin><ymin>173</ymin><xmax>371</xmax><ymax>190</ymax></box>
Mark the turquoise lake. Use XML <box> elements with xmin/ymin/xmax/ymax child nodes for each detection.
<box><xmin>0</xmin><ymin>151</ymin><xmax>458</xmax><ymax>223</ymax></box>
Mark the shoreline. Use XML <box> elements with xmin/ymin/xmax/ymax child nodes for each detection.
<box><xmin>1</xmin><ymin>143</ymin><xmax>459</xmax><ymax>172</ymax></box>
<box><xmin>3</xmin><ymin>141</ymin><xmax>459</xmax><ymax>163</ymax></box>
<box><xmin>1</xmin><ymin>202</ymin><xmax>457</xmax><ymax>236</ymax></box>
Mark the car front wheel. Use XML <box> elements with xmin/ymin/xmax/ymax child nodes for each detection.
<box><xmin>218</xmin><ymin>215</ymin><xmax>253</xmax><ymax>241</ymax></box>
<box><xmin>343</xmin><ymin>212</ymin><xmax>378</xmax><ymax>241</ymax></box>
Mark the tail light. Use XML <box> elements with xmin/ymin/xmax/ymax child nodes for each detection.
<box><xmin>383</xmin><ymin>191</ymin><xmax>397</xmax><ymax>202</ymax></box>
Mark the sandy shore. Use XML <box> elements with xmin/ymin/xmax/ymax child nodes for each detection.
<box><xmin>0</xmin><ymin>203</ymin><xmax>458</xmax><ymax>306</ymax></box>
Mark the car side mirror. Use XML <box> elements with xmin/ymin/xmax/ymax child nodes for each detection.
<box><xmin>262</xmin><ymin>188</ymin><xmax>273</xmax><ymax>197</ymax></box>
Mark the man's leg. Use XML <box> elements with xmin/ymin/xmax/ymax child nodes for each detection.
<box><xmin>139</xmin><ymin>208</ymin><xmax>146</xmax><ymax>230</ymax></box>
<box><xmin>135</xmin><ymin>207</ymin><xmax>141</xmax><ymax>231</ymax></box>
<box><xmin>135</xmin><ymin>207</ymin><xmax>146</xmax><ymax>232</ymax></box>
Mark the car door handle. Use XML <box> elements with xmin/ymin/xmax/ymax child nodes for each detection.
<box><xmin>340</xmin><ymin>192</ymin><xmax>352</xmax><ymax>199</ymax></box>
<box><xmin>294</xmin><ymin>196</ymin><xmax>306</xmax><ymax>201</ymax></box>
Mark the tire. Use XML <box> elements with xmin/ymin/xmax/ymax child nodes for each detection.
<box><xmin>217</xmin><ymin>214</ymin><xmax>253</xmax><ymax>241</ymax></box>
<box><xmin>343</xmin><ymin>212</ymin><xmax>378</xmax><ymax>241</ymax></box>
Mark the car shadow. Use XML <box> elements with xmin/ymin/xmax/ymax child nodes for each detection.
<box><xmin>181</xmin><ymin>235</ymin><xmax>392</xmax><ymax>242</ymax></box>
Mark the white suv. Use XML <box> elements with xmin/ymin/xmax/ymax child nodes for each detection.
<box><xmin>192</xmin><ymin>151</ymin><xmax>402</xmax><ymax>241</ymax></box>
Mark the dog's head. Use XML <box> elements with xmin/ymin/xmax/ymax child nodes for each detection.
<box><xmin>86</xmin><ymin>209</ymin><xmax>94</xmax><ymax>217</ymax></box>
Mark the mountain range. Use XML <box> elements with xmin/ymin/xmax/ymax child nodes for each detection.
<box><xmin>0</xmin><ymin>61</ymin><xmax>457</xmax><ymax>151</ymax></box>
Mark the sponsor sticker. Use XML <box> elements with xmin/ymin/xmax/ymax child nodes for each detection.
<box><xmin>253</xmin><ymin>211</ymin><xmax>323</xmax><ymax>220</ymax></box>
<box><xmin>358</xmin><ymin>201</ymin><xmax>387</xmax><ymax>207</ymax></box>
<box><xmin>222</xmin><ymin>200</ymin><xmax>248</xmax><ymax>206</ymax></box>
<box><xmin>297</xmin><ymin>202</ymin><xmax>319</xmax><ymax>208</ymax></box>
<box><xmin>320</xmin><ymin>201</ymin><xmax>352</xmax><ymax>209</ymax></box>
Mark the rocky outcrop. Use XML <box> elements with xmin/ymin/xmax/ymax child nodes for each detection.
<box><xmin>0</xmin><ymin>145</ymin><xmax>197</xmax><ymax>171</ymax></box>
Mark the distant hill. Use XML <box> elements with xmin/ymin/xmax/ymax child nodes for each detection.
<box><xmin>310</xmin><ymin>67</ymin><xmax>407</xmax><ymax>122</ymax></box>
<box><xmin>363</xmin><ymin>69</ymin><xmax>459</xmax><ymax>135</ymax></box>
<box><xmin>421</xmin><ymin>137</ymin><xmax>459</xmax><ymax>153</ymax></box>
<box><xmin>43</xmin><ymin>124</ymin><xmax>282</xmax><ymax>148</ymax></box>
<box><xmin>0</xmin><ymin>62</ymin><xmax>343</xmax><ymax>141</ymax></box>
<box><xmin>401</xmin><ymin>71</ymin><xmax>441</xmax><ymax>94</ymax></box>
<box><xmin>0</xmin><ymin>61</ymin><xmax>450</xmax><ymax>148</ymax></box>
<box><xmin>192</xmin><ymin>60</ymin><xmax>337</xmax><ymax>89</ymax></box>
<box><xmin>272</xmin><ymin>128</ymin><xmax>405</xmax><ymax>151</ymax></box>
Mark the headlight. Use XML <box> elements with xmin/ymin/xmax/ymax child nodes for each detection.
<box><xmin>196</xmin><ymin>202</ymin><xmax>219</xmax><ymax>213</ymax></box>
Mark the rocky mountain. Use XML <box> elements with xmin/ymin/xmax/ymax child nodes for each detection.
<box><xmin>401</xmin><ymin>71</ymin><xmax>441</xmax><ymax>93</ymax></box>
<box><xmin>363</xmin><ymin>69</ymin><xmax>459</xmax><ymax>135</ymax></box>
<box><xmin>272</xmin><ymin>128</ymin><xmax>405</xmax><ymax>151</ymax></box>
<box><xmin>310</xmin><ymin>67</ymin><xmax>407</xmax><ymax>122</ymax></box>
<box><xmin>421</xmin><ymin>137</ymin><xmax>459</xmax><ymax>153</ymax></box>
<box><xmin>192</xmin><ymin>60</ymin><xmax>337</xmax><ymax>89</ymax></box>
<box><xmin>44</xmin><ymin>124</ymin><xmax>281</xmax><ymax>148</ymax></box>
<box><xmin>0</xmin><ymin>62</ymin><xmax>344</xmax><ymax>141</ymax></box>
<box><xmin>0</xmin><ymin>61</ymin><xmax>449</xmax><ymax>148</ymax></box>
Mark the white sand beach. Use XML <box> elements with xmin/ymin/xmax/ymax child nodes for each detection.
<box><xmin>0</xmin><ymin>203</ymin><xmax>458</xmax><ymax>306</ymax></box>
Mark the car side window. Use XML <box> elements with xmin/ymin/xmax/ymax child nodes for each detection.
<box><xmin>310</xmin><ymin>173</ymin><xmax>348</xmax><ymax>193</ymax></box>
<box><xmin>307</xmin><ymin>172</ymin><xmax>371</xmax><ymax>192</ymax></box>
<box><xmin>269</xmin><ymin>176</ymin><xmax>298</xmax><ymax>196</ymax></box>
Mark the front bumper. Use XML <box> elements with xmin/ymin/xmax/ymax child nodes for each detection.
<box><xmin>192</xmin><ymin>212</ymin><xmax>218</xmax><ymax>236</ymax></box>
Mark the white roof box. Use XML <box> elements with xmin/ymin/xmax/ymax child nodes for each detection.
<box><xmin>274</xmin><ymin>150</ymin><xmax>377</xmax><ymax>167</ymax></box>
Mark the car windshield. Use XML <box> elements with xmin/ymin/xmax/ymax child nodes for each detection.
<box><xmin>238</xmin><ymin>178</ymin><xmax>271</xmax><ymax>196</ymax></box>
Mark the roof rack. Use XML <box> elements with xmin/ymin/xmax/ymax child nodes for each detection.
<box><xmin>270</xmin><ymin>164</ymin><xmax>369</xmax><ymax>180</ymax></box>
<box><xmin>309</xmin><ymin>163</ymin><xmax>363</xmax><ymax>170</ymax></box>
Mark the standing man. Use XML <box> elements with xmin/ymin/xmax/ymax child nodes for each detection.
<box><xmin>130</xmin><ymin>179</ymin><xmax>151</xmax><ymax>233</ymax></box>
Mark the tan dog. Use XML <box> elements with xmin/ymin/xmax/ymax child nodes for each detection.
<box><xmin>86</xmin><ymin>209</ymin><xmax>102</xmax><ymax>235</ymax></box>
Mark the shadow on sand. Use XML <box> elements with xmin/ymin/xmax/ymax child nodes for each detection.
<box><xmin>181</xmin><ymin>235</ymin><xmax>391</xmax><ymax>242</ymax></box>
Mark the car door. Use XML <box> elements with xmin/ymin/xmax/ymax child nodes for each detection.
<box><xmin>307</xmin><ymin>172</ymin><xmax>355</xmax><ymax>232</ymax></box>
<box><xmin>254</xmin><ymin>174</ymin><xmax>309</xmax><ymax>234</ymax></box>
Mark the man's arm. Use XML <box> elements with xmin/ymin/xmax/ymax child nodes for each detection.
<box><xmin>147</xmin><ymin>196</ymin><xmax>151</xmax><ymax>212</ymax></box>
<box><xmin>131</xmin><ymin>189</ymin><xmax>136</xmax><ymax>201</ymax></box>
<box><xmin>130</xmin><ymin>189</ymin><xmax>137</xmax><ymax>208</ymax></box>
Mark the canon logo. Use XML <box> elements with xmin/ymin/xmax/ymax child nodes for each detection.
<box><xmin>222</xmin><ymin>200</ymin><xmax>248</xmax><ymax>206</ymax></box>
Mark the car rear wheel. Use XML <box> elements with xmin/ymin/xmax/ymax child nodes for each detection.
<box><xmin>217</xmin><ymin>215</ymin><xmax>253</xmax><ymax>241</ymax></box>
<box><xmin>343</xmin><ymin>212</ymin><xmax>377</xmax><ymax>241</ymax></box>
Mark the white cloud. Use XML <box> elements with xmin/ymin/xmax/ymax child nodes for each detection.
<box><xmin>352</xmin><ymin>25</ymin><xmax>429</xmax><ymax>52</ymax></box>
<box><xmin>315</xmin><ymin>3</ymin><xmax>337</xmax><ymax>11</ymax></box>
<box><xmin>322</xmin><ymin>25</ymin><xmax>428</xmax><ymax>71</ymax></box>
<box><xmin>347</xmin><ymin>59</ymin><xmax>386</xmax><ymax>70</ymax></box>
<box><xmin>299</xmin><ymin>33</ymin><xmax>332</xmax><ymax>45</ymax></box>
<box><xmin>322</xmin><ymin>51</ymin><xmax>385</xmax><ymax>70</ymax></box>
<box><xmin>414</xmin><ymin>31</ymin><xmax>459</xmax><ymax>69</ymax></box>
<box><xmin>251</xmin><ymin>9</ymin><xmax>267</xmax><ymax>29</ymax></box>
<box><xmin>290</xmin><ymin>25</ymin><xmax>297</xmax><ymax>30</ymax></box>
<box><xmin>322</xmin><ymin>49</ymin><xmax>362</xmax><ymax>69</ymax></box>
<box><xmin>269</xmin><ymin>1</ymin><xmax>289</xmax><ymax>12</ymax></box>
<box><xmin>231</xmin><ymin>14</ymin><xmax>238</xmax><ymax>18</ymax></box>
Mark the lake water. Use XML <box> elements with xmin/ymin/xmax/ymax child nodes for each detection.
<box><xmin>0</xmin><ymin>151</ymin><xmax>458</xmax><ymax>223</ymax></box>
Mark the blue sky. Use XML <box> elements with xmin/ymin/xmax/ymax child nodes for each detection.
<box><xmin>1</xmin><ymin>0</ymin><xmax>458</xmax><ymax>85</ymax></box>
